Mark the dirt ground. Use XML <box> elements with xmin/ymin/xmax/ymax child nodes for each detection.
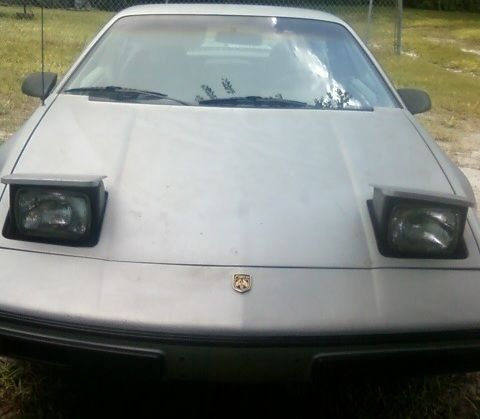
<box><xmin>417</xmin><ymin>112</ymin><xmax>480</xmax><ymax>208</ymax></box>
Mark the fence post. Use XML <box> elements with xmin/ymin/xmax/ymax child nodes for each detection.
<box><xmin>394</xmin><ymin>0</ymin><xmax>403</xmax><ymax>54</ymax></box>
<box><xmin>366</xmin><ymin>0</ymin><xmax>374</xmax><ymax>46</ymax></box>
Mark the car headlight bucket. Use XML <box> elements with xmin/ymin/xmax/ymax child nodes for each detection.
<box><xmin>371</xmin><ymin>185</ymin><xmax>473</xmax><ymax>258</ymax></box>
<box><xmin>2</xmin><ymin>174</ymin><xmax>106</xmax><ymax>246</ymax></box>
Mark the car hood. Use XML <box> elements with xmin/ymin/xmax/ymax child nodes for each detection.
<box><xmin>3</xmin><ymin>95</ymin><xmax>455</xmax><ymax>268</ymax></box>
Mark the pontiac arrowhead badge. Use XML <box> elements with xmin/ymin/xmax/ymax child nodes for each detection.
<box><xmin>233</xmin><ymin>274</ymin><xmax>252</xmax><ymax>293</ymax></box>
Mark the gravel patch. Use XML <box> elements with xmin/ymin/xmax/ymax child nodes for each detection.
<box><xmin>461</xmin><ymin>48</ymin><xmax>480</xmax><ymax>57</ymax></box>
<box><xmin>461</xmin><ymin>167</ymin><xmax>480</xmax><ymax>212</ymax></box>
<box><xmin>0</xmin><ymin>131</ymin><xmax>10</xmax><ymax>143</ymax></box>
<box><xmin>403</xmin><ymin>50</ymin><xmax>418</xmax><ymax>58</ymax></box>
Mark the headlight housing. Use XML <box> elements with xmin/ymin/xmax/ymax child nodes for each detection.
<box><xmin>370</xmin><ymin>185</ymin><xmax>473</xmax><ymax>258</ymax></box>
<box><xmin>2</xmin><ymin>174</ymin><xmax>106</xmax><ymax>246</ymax></box>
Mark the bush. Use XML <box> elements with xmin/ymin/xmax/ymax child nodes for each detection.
<box><xmin>405</xmin><ymin>0</ymin><xmax>480</xmax><ymax>12</ymax></box>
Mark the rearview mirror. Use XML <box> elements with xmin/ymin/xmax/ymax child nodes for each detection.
<box><xmin>397</xmin><ymin>88</ymin><xmax>431</xmax><ymax>115</ymax></box>
<box><xmin>22</xmin><ymin>72</ymin><xmax>57</xmax><ymax>100</ymax></box>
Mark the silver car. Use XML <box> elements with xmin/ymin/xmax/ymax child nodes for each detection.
<box><xmin>2</xmin><ymin>4</ymin><xmax>479</xmax><ymax>380</ymax></box>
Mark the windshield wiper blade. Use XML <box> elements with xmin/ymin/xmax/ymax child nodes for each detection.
<box><xmin>198</xmin><ymin>96</ymin><xmax>311</xmax><ymax>108</ymax></box>
<box><xmin>63</xmin><ymin>86</ymin><xmax>191</xmax><ymax>105</ymax></box>
<box><xmin>64</xmin><ymin>86</ymin><xmax>168</xmax><ymax>97</ymax></box>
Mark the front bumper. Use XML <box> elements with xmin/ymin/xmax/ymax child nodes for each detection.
<box><xmin>2</xmin><ymin>311</ymin><xmax>480</xmax><ymax>381</ymax></box>
<box><xmin>2</xmin><ymin>249</ymin><xmax>480</xmax><ymax>380</ymax></box>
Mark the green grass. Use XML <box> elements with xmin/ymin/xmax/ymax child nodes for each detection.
<box><xmin>0</xmin><ymin>6</ymin><xmax>112</xmax><ymax>134</ymax></box>
<box><xmin>0</xmin><ymin>4</ymin><xmax>480</xmax><ymax>416</ymax></box>
<box><xmin>367</xmin><ymin>9</ymin><xmax>480</xmax><ymax>144</ymax></box>
<box><xmin>380</xmin><ymin>10</ymin><xmax>480</xmax><ymax>119</ymax></box>
<box><xmin>0</xmin><ymin>358</ymin><xmax>70</xmax><ymax>417</ymax></box>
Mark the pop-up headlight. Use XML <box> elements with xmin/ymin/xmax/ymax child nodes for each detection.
<box><xmin>1</xmin><ymin>174</ymin><xmax>106</xmax><ymax>246</ymax></box>
<box><xmin>370</xmin><ymin>185</ymin><xmax>474</xmax><ymax>258</ymax></box>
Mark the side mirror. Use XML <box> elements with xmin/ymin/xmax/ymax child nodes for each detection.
<box><xmin>397</xmin><ymin>88</ymin><xmax>431</xmax><ymax>115</ymax></box>
<box><xmin>22</xmin><ymin>72</ymin><xmax>57</xmax><ymax>100</ymax></box>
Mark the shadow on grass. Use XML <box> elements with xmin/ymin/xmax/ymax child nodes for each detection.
<box><xmin>0</xmin><ymin>9</ymin><xmax>35</xmax><ymax>20</ymax></box>
<box><xmin>2</xmin><ymin>359</ymin><xmax>480</xmax><ymax>418</ymax></box>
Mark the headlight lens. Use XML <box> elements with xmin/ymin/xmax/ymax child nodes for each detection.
<box><xmin>370</xmin><ymin>185</ymin><xmax>473</xmax><ymax>258</ymax></box>
<box><xmin>15</xmin><ymin>188</ymin><xmax>91</xmax><ymax>240</ymax></box>
<box><xmin>388</xmin><ymin>204</ymin><xmax>462</xmax><ymax>256</ymax></box>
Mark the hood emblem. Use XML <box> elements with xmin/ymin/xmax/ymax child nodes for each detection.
<box><xmin>233</xmin><ymin>274</ymin><xmax>252</xmax><ymax>293</ymax></box>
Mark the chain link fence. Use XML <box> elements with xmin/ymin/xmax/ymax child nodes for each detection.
<box><xmin>2</xmin><ymin>0</ymin><xmax>402</xmax><ymax>53</ymax></box>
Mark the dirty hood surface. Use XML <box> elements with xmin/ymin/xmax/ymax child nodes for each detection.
<box><xmin>3</xmin><ymin>95</ymin><xmax>453</xmax><ymax>268</ymax></box>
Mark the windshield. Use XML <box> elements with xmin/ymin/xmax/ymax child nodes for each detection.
<box><xmin>63</xmin><ymin>15</ymin><xmax>398</xmax><ymax>110</ymax></box>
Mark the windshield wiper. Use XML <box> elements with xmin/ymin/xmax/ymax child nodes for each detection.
<box><xmin>198</xmin><ymin>96</ymin><xmax>311</xmax><ymax>108</ymax></box>
<box><xmin>63</xmin><ymin>86</ymin><xmax>190</xmax><ymax>105</ymax></box>
<box><xmin>64</xmin><ymin>86</ymin><xmax>168</xmax><ymax>97</ymax></box>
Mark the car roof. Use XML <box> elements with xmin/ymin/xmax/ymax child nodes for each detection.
<box><xmin>115</xmin><ymin>3</ymin><xmax>345</xmax><ymax>25</ymax></box>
